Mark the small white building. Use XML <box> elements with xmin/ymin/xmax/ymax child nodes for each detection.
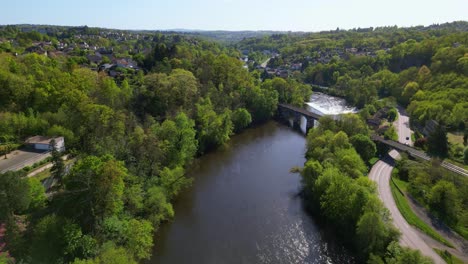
<box><xmin>25</xmin><ymin>136</ymin><xmax>65</xmax><ymax>152</ymax></box>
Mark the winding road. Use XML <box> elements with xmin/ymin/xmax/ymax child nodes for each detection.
<box><xmin>369</xmin><ymin>156</ymin><xmax>444</xmax><ymax>263</ymax></box>
<box><xmin>394</xmin><ymin>106</ymin><xmax>413</xmax><ymax>146</ymax></box>
<box><xmin>369</xmin><ymin>108</ymin><xmax>445</xmax><ymax>263</ymax></box>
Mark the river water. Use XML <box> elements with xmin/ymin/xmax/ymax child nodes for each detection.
<box><xmin>306</xmin><ymin>92</ymin><xmax>357</xmax><ymax>116</ymax></box>
<box><xmin>149</xmin><ymin>121</ymin><xmax>354</xmax><ymax>264</ymax></box>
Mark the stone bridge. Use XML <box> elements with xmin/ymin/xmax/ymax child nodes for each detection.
<box><xmin>277</xmin><ymin>103</ymin><xmax>322</xmax><ymax>133</ymax></box>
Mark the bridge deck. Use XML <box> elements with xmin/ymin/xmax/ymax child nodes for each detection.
<box><xmin>372</xmin><ymin>135</ymin><xmax>468</xmax><ymax>177</ymax></box>
<box><xmin>278</xmin><ymin>103</ymin><xmax>323</xmax><ymax>120</ymax></box>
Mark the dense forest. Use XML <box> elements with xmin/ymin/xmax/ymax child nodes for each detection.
<box><xmin>0</xmin><ymin>22</ymin><xmax>467</xmax><ymax>263</ymax></box>
<box><xmin>239</xmin><ymin>21</ymin><xmax>468</xmax><ymax>166</ymax></box>
<box><xmin>0</xmin><ymin>26</ymin><xmax>310</xmax><ymax>263</ymax></box>
<box><xmin>300</xmin><ymin>115</ymin><xmax>433</xmax><ymax>263</ymax></box>
<box><xmin>238</xmin><ymin>21</ymin><xmax>468</xmax><ymax>130</ymax></box>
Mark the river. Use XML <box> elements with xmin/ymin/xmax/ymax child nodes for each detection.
<box><xmin>149</xmin><ymin>121</ymin><xmax>354</xmax><ymax>264</ymax></box>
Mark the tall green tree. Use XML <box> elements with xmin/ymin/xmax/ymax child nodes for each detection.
<box><xmin>427</xmin><ymin>125</ymin><xmax>448</xmax><ymax>158</ymax></box>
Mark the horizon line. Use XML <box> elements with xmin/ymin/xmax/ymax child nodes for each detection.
<box><xmin>1</xmin><ymin>20</ymin><xmax>467</xmax><ymax>34</ymax></box>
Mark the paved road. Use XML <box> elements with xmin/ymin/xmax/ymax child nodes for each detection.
<box><xmin>0</xmin><ymin>149</ymin><xmax>50</xmax><ymax>173</ymax></box>
<box><xmin>369</xmin><ymin>156</ymin><xmax>445</xmax><ymax>264</ymax></box>
<box><xmin>394</xmin><ymin>106</ymin><xmax>413</xmax><ymax>146</ymax></box>
<box><xmin>392</xmin><ymin>107</ymin><xmax>468</xmax><ymax>177</ymax></box>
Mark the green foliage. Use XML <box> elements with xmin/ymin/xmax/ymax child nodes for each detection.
<box><xmin>434</xmin><ymin>248</ymin><xmax>464</xmax><ymax>264</ymax></box>
<box><xmin>30</xmin><ymin>215</ymin><xmax>97</xmax><ymax>263</ymax></box>
<box><xmin>123</xmin><ymin>219</ymin><xmax>154</xmax><ymax>260</ymax></box>
<box><xmin>196</xmin><ymin>98</ymin><xmax>233</xmax><ymax>153</ymax></box>
<box><xmin>154</xmin><ymin>112</ymin><xmax>198</xmax><ymax>168</ymax></box>
<box><xmin>231</xmin><ymin>108</ymin><xmax>252</xmax><ymax>132</ymax></box>
<box><xmin>428</xmin><ymin>180</ymin><xmax>461</xmax><ymax>225</ymax></box>
<box><xmin>144</xmin><ymin>186</ymin><xmax>175</xmax><ymax>227</ymax></box>
<box><xmin>241</xmin><ymin>86</ymin><xmax>278</xmax><ymax>123</ymax></box>
<box><xmin>350</xmin><ymin>134</ymin><xmax>377</xmax><ymax>163</ymax></box>
<box><xmin>387</xmin><ymin>108</ymin><xmax>398</xmax><ymax>122</ymax></box>
<box><xmin>464</xmin><ymin>147</ymin><xmax>468</xmax><ymax>165</ymax></box>
<box><xmin>261</xmin><ymin>77</ymin><xmax>311</xmax><ymax>107</ymax></box>
<box><xmin>368</xmin><ymin>241</ymin><xmax>433</xmax><ymax>264</ymax></box>
<box><xmin>384</xmin><ymin>125</ymin><xmax>398</xmax><ymax>141</ymax></box>
<box><xmin>71</xmin><ymin>242</ymin><xmax>137</xmax><ymax>264</ymax></box>
<box><xmin>302</xmin><ymin>116</ymin><xmax>398</xmax><ymax>261</ymax></box>
<box><xmin>0</xmin><ymin>171</ymin><xmax>30</xmax><ymax>221</ymax></box>
<box><xmin>390</xmin><ymin>177</ymin><xmax>453</xmax><ymax>247</ymax></box>
<box><xmin>427</xmin><ymin>125</ymin><xmax>449</xmax><ymax>158</ymax></box>
<box><xmin>27</xmin><ymin>177</ymin><xmax>46</xmax><ymax>210</ymax></box>
<box><xmin>63</xmin><ymin>156</ymin><xmax>127</xmax><ymax>227</ymax></box>
<box><xmin>50</xmin><ymin>144</ymin><xmax>65</xmax><ymax>179</ymax></box>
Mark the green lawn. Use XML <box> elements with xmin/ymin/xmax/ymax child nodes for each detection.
<box><xmin>390</xmin><ymin>177</ymin><xmax>454</xmax><ymax>248</ymax></box>
<box><xmin>434</xmin><ymin>248</ymin><xmax>464</xmax><ymax>264</ymax></box>
<box><xmin>368</xmin><ymin>157</ymin><xmax>379</xmax><ymax>166</ymax></box>
<box><xmin>447</xmin><ymin>132</ymin><xmax>464</xmax><ymax>145</ymax></box>
<box><xmin>392</xmin><ymin>177</ymin><xmax>409</xmax><ymax>192</ymax></box>
<box><xmin>32</xmin><ymin>168</ymin><xmax>52</xmax><ymax>181</ymax></box>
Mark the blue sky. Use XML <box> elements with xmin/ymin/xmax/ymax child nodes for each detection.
<box><xmin>2</xmin><ymin>0</ymin><xmax>467</xmax><ymax>31</ymax></box>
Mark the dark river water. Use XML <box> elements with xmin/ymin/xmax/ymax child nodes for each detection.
<box><xmin>149</xmin><ymin>121</ymin><xmax>354</xmax><ymax>264</ymax></box>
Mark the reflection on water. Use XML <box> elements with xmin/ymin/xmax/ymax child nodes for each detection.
<box><xmin>149</xmin><ymin>121</ymin><xmax>354</xmax><ymax>264</ymax></box>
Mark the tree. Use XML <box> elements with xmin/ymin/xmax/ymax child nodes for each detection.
<box><xmin>401</xmin><ymin>82</ymin><xmax>419</xmax><ymax>106</ymax></box>
<box><xmin>144</xmin><ymin>186</ymin><xmax>174</xmax><ymax>227</ymax></box>
<box><xmin>27</xmin><ymin>177</ymin><xmax>46</xmax><ymax>210</ymax></box>
<box><xmin>335</xmin><ymin>148</ymin><xmax>367</xmax><ymax>178</ymax></box>
<box><xmin>338</xmin><ymin>114</ymin><xmax>368</xmax><ymax>137</ymax></box>
<box><xmin>63</xmin><ymin>156</ymin><xmax>127</xmax><ymax>226</ymax></box>
<box><xmin>195</xmin><ymin>98</ymin><xmax>233</xmax><ymax>153</ymax></box>
<box><xmin>464</xmin><ymin>147</ymin><xmax>468</xmax><ymax>165</ymax></box>
<box><xmin>380</xmin><ymin>241</ymin><xmax>433</xmax><ymax>264</ymax></box>
<box><xmin>50</xmin><ymin>140</ymin><xmax>65</xmax><ymax>179</ymax></box>
<box><xmin>428</xmin><ymin>180</ymin><xmax>460</xmax><ymax>224</ymax></box>
<box><xmin>301</xmin><ymin>160</ymin><xmax>323</xmax><ymax>191</ymax></box>
<box><xmin>350</xmin><ymin>134</ymin><xmax>377</xmax><ymax>163</ymax></box>
<box><xmin>124</xmin><ymin>219</ymin><xmax>154</xmax><ymax>260</ymax></box>
<box><xmin>387</xmin><ymin>108</ymin><xmax>398</xmax><ymax>122</ymax></box>
<box><xmin>154</xmin><ymin>113</ymin><xmax>198</xmax><ymax>168</ymax></box>
<box><xmin>71</xmin><ymin>242</ymin><xmax>137</xmax><ymax>264</ymax></box>
<box><xmin>427</xmin><ymin>125</ymin><xmax>448</xmax><ymax>158</ymax></box>
<box><xmin>231</xmin><ymin>108</ymin><xmax>252</xmax><ymax>133</ymax></box>
<box><xmin>384</xmin><ymin>125</ymin><xmax>398</xmax><ymax>141</ymax></box>
<box><xmin>0</xmin><ymin>171</ymin><xmax>30</xmax><ymax>221</ymax></box>
<box><xmin>356</xmin><ymin>212</ymin><xmax>388</xmax><ymax>256</ymax></box>
<box><xmin>30</xmin><ymin>215</ymin><xmax>96</xmax><ymax>263</ymax></box>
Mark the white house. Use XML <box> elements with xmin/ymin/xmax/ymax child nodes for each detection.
<box><xmin>25</xmin><ymin>136</ymin><xmax>65</xmax><ymax>152</ymax></box>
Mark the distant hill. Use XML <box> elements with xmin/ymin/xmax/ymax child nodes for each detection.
<box><xmin>0</xmin><ymin>24</ymin><xmax>292</xmax><ymax>43</ymax></box>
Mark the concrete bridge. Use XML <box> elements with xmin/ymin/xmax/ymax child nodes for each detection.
<box><xmin>277</xmin><ymin>103</ymin><xmax>322</xmax><ymax>132</ymax></box>
<box><xmin>372</xmin><ymin>134</ymin><xmax>468</xmax><ymax>177</ymax></box>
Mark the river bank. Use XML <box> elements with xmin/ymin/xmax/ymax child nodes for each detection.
<box><xmin>149</xmin><ymin>121</ymin><xmax>354</xmax><ymax>264</ymax></box>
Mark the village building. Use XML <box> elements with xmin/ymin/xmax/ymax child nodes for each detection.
<box><xmin>25</xmin><ymin>136</ymin><xmax>65</xmax><ymax>152</ymax></box>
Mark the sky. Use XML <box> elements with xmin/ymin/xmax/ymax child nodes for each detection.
<box><xmin>2</xmin><ymin>0</ymin><xmax>467</xmax><ymax>31</ymax></box>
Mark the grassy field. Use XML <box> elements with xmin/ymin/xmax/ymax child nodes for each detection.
<box><xmin>390</xmin><ymin>177</ymin><xmax>454</xmax><ymax>248</ymax></box>
<box><xmin>447</xmin><ymin>132</ymin><xmax>464</xmax><ymax>145</ymax></box>
<box><xmin>434</xmin><ymin>248</ymin><xmax>464</xmax><ymax>264</ymax></box>
<box><xmin>33</xmin><ymin>168</ymin><xmax>52</xmax><ymax>181</ymax></box>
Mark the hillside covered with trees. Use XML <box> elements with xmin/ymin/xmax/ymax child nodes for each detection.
<box><xmin>0</xmin><ymin>27</ymin><xmax>310</xmax><ymax>263</ymax></box>
<box><xmin>0</xmin><ymin>21</ymin><xmax>467</xmax><ymax>264</ymax></box>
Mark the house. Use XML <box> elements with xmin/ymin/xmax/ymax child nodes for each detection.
<box><xmin>25</xmin><ymin>136</ymin><xmax>65</xmax><ymax>152</ymax></box>
<box><xmin>87</xmin><ymin>52</ymin><xmax>103</xmax><ymax>64</ymax></box>
<box><xmin>367</xmin><ymin>118</ymin><xmax>381</xmax><ymax>129</ymax></box>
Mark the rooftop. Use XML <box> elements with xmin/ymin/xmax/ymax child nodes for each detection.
<box><xmin>25</xmin><ymin>136</ymin><xmax>63</xmax><ymax>145</ymax></box>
